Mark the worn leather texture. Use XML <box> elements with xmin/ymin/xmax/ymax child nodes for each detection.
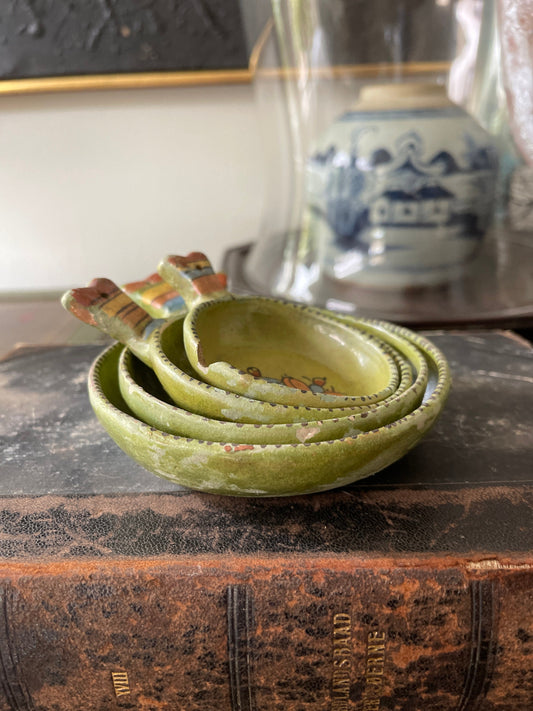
<box><xmin>0</xmin><ymin>559</ymin><xmax>531</xmax><ymax>711</ymax></box>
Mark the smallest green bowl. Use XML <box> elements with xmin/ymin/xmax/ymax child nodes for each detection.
<box><xmin>158</xmin><ymin>253</ymin><xmax>400</xmax><ymax>408</ymax></box>
<box><xmin>183</xmin><ymin>297</ymin><xmax>400</xmax><ymax>408</ymax></box>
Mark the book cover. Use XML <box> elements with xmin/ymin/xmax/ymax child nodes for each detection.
<box><xmin>0</xmin><ymin>331</ymin><xmax>532</xmax><ymax>710</ymax></box>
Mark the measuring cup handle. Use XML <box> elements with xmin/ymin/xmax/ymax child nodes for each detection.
<box><xmin>123</xmin><ymin>272</ymin><xmax>186</xmax><ymax>319</ymax></box>
<box><xmin>61</xmin><ymin>278</ymin><xmax>157</xmax><ymax>364</ymax></box>
<box><xmin>158</xmin><ymin>253</ymin><xmax>230</xmax><ymax>309</ymax></box>
<box><xmin>124</xmin><ymin>270</ymin><xmax>228</xmax><ymax>319</ymax></box>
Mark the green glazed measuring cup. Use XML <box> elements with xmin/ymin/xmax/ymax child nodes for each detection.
<box><xmin>62</xmin><ymin>279</ymin><xmax>407</xmax><ymax>425</ymax></box>
<box><xmin>119</xmin><ymin>345</ymin><xmax>416</xmax><ymax>444</ymax></box>
<box><xmin>116</xmin><ymin>273</ymin><xmax>432</xmax><ymax>443</ymax></box>
<box><xmin>158</xmin><ymin>252</ymin><xmax>400</xmax><ymax>408</ymax></box>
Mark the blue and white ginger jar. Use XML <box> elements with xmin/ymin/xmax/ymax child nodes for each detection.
<box><xmin>306</xmin><ymin>83</ymin><xmax>499</xmax><ymax>288</ymax></box>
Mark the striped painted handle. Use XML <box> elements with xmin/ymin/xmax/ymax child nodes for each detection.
<box><xmin>122</xmin><ymin>272</ymin><xmax>186</xmax><ymax>319</ymax></box>
<box><xmin>61</xmin><ymin>278</ymin><xmax>158</xmax><ymax>364</ymax></box>
<box><xmin>157</xmin><ymin>253</ymin><xmax>230</xmax><ymax>308</ymax></box>
<box><xmin>123</xmin><ymin>270</ymin><xmax>227</xmax><ymax>319</ymax></box>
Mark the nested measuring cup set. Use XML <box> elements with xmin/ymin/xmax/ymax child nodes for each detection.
<box><xmin>62</xmin><ymin>253</ymin><xmax>451</xmax><ymax>496</ymax></box>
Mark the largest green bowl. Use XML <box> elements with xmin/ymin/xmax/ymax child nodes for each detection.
<box><xmin>88</xmin><ymin>327</ymin><xmax>451</xmax><ymax>497</ymax></box>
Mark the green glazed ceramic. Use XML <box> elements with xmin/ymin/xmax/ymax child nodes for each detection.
<box><xmin>154</xmin><ymin>316</ymin><xmax>417</xmax><ymax>423</ymax></box>
<box><xmin>118</xmin><ymin>343</ymin><xmax>414</xmax><ymax>444</ymax></box>
<box><xmin>129</xmin><ymin>276</ymin><xmax>427</xmax><ymax>434</ymax></box>
<box><xmin>125</xmin><ymin>277</ymin><xmax>432</xmax><ymax>433</ymax></box>
<box><xmin>158</xmin><ymin>253</ymin><xmax>399</xmax><ymax>408</ymax></box>
<box><xmin>62</xmin><ymin>279</ymin><xmax>411</xmax><ymax>425</ymax></box>
<box><xmin>89</xmin><ymin>328</ymin><xmax>450</xmax><ymax>496</ymax></box>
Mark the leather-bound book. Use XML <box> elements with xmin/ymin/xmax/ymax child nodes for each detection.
<box><xmin>0</xmin><ymin>331</ymin><xmax>531</xmax><ymax>710</ymax></box>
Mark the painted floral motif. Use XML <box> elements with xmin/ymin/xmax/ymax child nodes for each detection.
<box><xmin>246</xmin><ymin>367</ymin><xmax>344</xmax><ymax>395</ymax></box>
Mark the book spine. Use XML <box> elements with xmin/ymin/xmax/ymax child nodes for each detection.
<box><xmin>0</xmin><ymin>557</ymin><xmax>531</xmax><ymax>711</ymax></box>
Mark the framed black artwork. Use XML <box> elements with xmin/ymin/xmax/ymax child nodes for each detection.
<box><xmin>0</xmin><ymin>0</ymin><xmax>250</xmax><ymax>94</ymax></box>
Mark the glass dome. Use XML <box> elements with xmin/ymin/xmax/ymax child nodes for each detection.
<box><xmin>231</xmin><ymin>0</ymin><xmax>532</xmax><ymax>328</ymax></box>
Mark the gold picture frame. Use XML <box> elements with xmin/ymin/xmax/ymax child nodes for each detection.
<box><xmin>0</xmin><ymin>69</ymin><xmax>253</xmax><ymax>96</ymax></box>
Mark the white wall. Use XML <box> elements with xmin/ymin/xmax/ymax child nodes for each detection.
<box><xmin>0</xmin><ymin>84</ymin><xmax>264</xmax><ymax>292</ymax></box>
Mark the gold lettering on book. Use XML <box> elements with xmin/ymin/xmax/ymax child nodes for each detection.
<box><xmin>112</xmin><ymin>671</ymin><xmax>131</xmax><ymax>697</ymax></box>
<box><xmin>330</xmin><ymin>613</ymin><xmax>352</xmax><ymax>710</ymax></box>
<box><xmin>361</xmin><ymin>632</ymin><xmax>387</xmax><ymax>710</ymax></box>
